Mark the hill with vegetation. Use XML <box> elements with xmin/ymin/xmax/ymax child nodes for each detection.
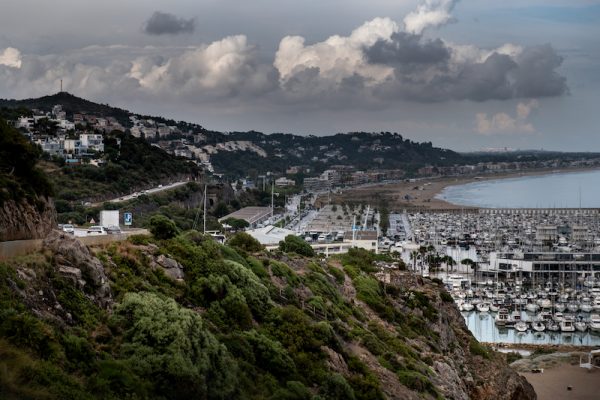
<box><xmin>0</xmin><ymin>118</ymin><xmax>56</xmax><ymax>240</ymax></box>
<box><xmin>0</xmin><ymin>228</ymin><xmax>535</xmax><ymax>400</ymax></box>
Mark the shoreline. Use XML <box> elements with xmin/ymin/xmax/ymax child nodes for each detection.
<box><xmin>332</xmin><ymin>166</ymin><xmax>600</xmax><ymax>210</ymax></box>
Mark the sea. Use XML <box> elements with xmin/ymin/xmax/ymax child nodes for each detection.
<box><xmin>435</xmin><ymin>169</ymin><xmax>600</xmax><ymax>209</ymax></box>
<box><xmin>463</xmin><ymin>311</ymin><xmax>600</xmax><ymax>346</ymax></box>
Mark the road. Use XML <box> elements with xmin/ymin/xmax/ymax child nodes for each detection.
<box><xmin>104</xmin><ymin>180</ymin><xmax>190</xmax><ymax>205</ymax></box>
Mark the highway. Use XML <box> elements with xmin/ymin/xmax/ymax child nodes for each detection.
<box><xmin>104</xmin><ymin>180</ymin><xmax>190</xmax><ymax>205</ymax></box>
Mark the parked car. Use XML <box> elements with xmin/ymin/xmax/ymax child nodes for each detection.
<box><xmin>87</xmin><ymin>226</ymin><xmax>106</xmax><ymax>236</ymax></box>
<box><xmin>62</xmin><ymin>224</ymin><xmax>75</xmax><ymax>234</ymax></box>
<box><xmin>105</xmin><ymin>225</ymin><xmax>122</xmax><ymax>235</ymax></box>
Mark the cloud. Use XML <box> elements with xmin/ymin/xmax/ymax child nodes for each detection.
<box><xmin>476</xmin><ymin>100</ymin><xmax>539</xmax><ymax>135</ymax></box>
<box><xmin>129</xmin><ymin>35</ymin><xmax>278</xmax><ymax>99</ymax></box>
<box><xmin>143</xmin><ymin>11</ymin><xmax>195</xmax><ymax>35</ymax></box>
<box><xmin>403</xmin><ymin>0</ymin><xmax>459</xmax><ymax>35</ymax></box>
<box><xmin>0</xmin><ymin>47</ymin><xmax>22</xmax><ymax>68</ymax></box>
<box><xmin>0</xmin><ymin>0</ymin><xmax>569</xmax><ymax>112</ymax></box>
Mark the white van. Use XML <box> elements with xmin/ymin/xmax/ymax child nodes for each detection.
<box><xmin>87</xmin><ymin>226</ymin><xmax>107</xmax><ymax>236</ymax></box>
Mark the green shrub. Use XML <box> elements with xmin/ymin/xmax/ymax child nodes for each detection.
<box><xmin>397</xmin><ymin>370</ymin><xmax>437</xmax><ymax>396</ymax></box>
<box><xmin>279</xmin><ymin>235</ymin><xmax>314</xmax><ymax>257</ymax></box>
<box><xmin>321</xmin><ymin>373</ymin><xmax>355</xmax><ymax>400</ymax></box>
<box><xmin>228</xmin><ymin>232</ymin><xmax>263</xmax><ymax>253</ymax></box>
<box><xmin>440</xmin><ymin>291</ymin><xmax>453</xmax><ymax>303</ymax></box>
<box><xmin>469</xmin><ymin>339</ymin><xmax>490</xmax><ymax>359</ymax></box>
<box><xmin>148</xmin><ymin>215</ymin><xmax>179</xmax><ymax>240</ymax></box>
<box><xmin>112</xmin><ymin>292</ymin><xmax>239</xmax><ymax>399</ymax></box>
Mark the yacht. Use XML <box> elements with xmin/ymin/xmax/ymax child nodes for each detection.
<box><xmin>515</xmin><ymin>321</ymin><xmax>529</xmax><ymax>332</ymax></box>
<box><xmin>476</xmin><ymin>302</ymin><xmax>490</xmax><ymax>313</ymax></box>
<box><xmin>525</xmin><ymin>302</ymin><xmax>539</xmax><ymax>313</ymax></box>
<box><xmin>592</xmin><ymin>298</ymin><xmax>600</xmax><ymax>312</ymax></box>
<box><xmin>531</xmin><ymin>320</ymin><xmax>545</xmax><ymax>332</ymax></box>
<box><xmin>567</xmin><ymin>302</ymin><xmax>580</xmax><ymax>313</ymax></box>
<box><xmin>546</xmin><ymin>320</ymin><xmax>560</xmax><ymax>332</ymax></box>
<box><xmin>555</xmin><ymin>302</ymin><xmax>567</xmax><ymax>313</ymax></box>
<box><xmin>581</xmin><ymin>301</ymin><xmax>593</xmax><ymax>313</ymax></box>
<box><xmin>495</xmin><ymin>309</ymin><xmax>510</xmax><ymax>326</ymax></box>
<box><xmin>462</xmin><ymin>302</ymin><xmax>474</xmax><ymax>312</ymax></box>
<box><xmin>575</xmin><ymin>317</ymin><xmax>588</xmax><ymax>332</ymax></box>
<box><xmin>560</xmin><ymin>316</ymin><xmax>576</xmax><ymax>333</ymax></box>
<box><xmin>553</xmin><ymin>312</ymin><xmax>565</xmax><ymax>323</ymax></box>
<box><xmin>589</xmin><ymin>314</ymin><xmax>600</xmax><ymax>333</ymax></box>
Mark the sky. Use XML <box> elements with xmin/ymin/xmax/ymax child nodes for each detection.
<box><xmin>0</xmin><ymin>0</ymin><xmax>599</xmax><ymax>151</ymax></box>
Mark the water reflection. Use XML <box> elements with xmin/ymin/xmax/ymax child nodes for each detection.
<box><xmin>462</xmin><ymin>311</ymin><xmax>600</xmax><ymax>346</ymax></box>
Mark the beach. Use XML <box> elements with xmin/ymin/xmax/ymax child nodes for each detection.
<box><xmin>328</xmin><ymin>167</ymin><xmax>600</xmax><ymax>210</ymax></box>
<box><xmin>521</xmin><ymin>364</ymin><xmax>600</xmax><ymax>400</ymax></box>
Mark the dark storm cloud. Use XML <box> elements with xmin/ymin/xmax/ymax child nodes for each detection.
<box><xmin>364</xmin><ymin>32</ymin><xmax>450</xmax><ymax>69</ymax></box>
<box><xmin>143</xmin><ymin>11</ymin><xmax>195</xmax><ymax>35</ymax></box>
<box><xmin>511</xmin><ymin>44</ymin><xmax>569</xmax><ymax>98</ymax></box>
<box><xmin>361</xmin><ymin>38</ymin><xmax>568</xmax><ymax>103</ymax></box>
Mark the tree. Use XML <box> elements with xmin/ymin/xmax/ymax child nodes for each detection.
<box><xmin>228</xmin><ymin>232</ymin><xmax>263</xmax><ymax>253</ymax></box>
<box><xmin>213</xmin><ymin>202</ymin><xmax>230</xmax><ymax>218</ymax></box>
<box><xmin>222</xmin><ymin>217</ymin><xmax>250</xmax><ymax>230</ymax></box>
<box><xmin>461</xmin><ymin>258</ymin><xmax>476</xmax><ymax>286</ymax></box>
<box><xmin>279</xmin><ymin>235</ymin><xmax>315</xmax><ymax>257</ymax></box>
<box><xmin>149</xmin><ymin>215</ymin><xmax>179</xmax><ymax>240</ymax></box>
<box><xmin>112</xmin><ymin>292</ymin><xmax>238</xmax><ymax>399</ymax></box>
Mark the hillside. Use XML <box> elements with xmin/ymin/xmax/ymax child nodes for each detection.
<box><xmin>0</xmin><ymin>230</ymin><xmax>535</xmax><ymax>400</ymax></box>
<box><xmin>0</xmin><ymin>93</ymin><xmax>467</xmax><ymax>176</ymax></box>
<box><xmin>0</xmin><ymin>118</ymin><xmax>56</xmax><ymax>240</ymax></box>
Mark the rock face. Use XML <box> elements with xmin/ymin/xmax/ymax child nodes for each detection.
<box><xmin>0</xmin><ymin>197</ymin><xmax>56</xmax><ymax>241</ymax></box>
<box><xmin>43</xmin><ymin>230</ymin><xmax>112</xmax><ymax>308</ymax></box>
<box><xmin>154</xmin><ymin>254</ymin><xmax>185</xmax><ymax>281</ymax></box>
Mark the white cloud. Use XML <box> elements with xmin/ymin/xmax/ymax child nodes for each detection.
<box><xmin>274</xmin><ymin>17</ymin><xmax>397</xmax><ymax>85</ymax></box>
<box><xmin>403</xmin><ymin>0</ymin><xmax>459</xmax><ymax>35</ymax></box>
<box><xmin>129</xmin><ymin>35</ymin><xmax>276</xmax><ymax>99</ymax></box>
<box><xmin>0</xmin><ymin>47</ymin><xmax>22</xmax><ymax>68</ymax></box>
<box><xmin>476</xmin><ymin>100</ymin><xmax>539</xmax><ymax>135</ymax></box>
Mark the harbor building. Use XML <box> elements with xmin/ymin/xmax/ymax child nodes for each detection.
<box><xmin>482</xmin><ymin>251</ymin><xmax>600</xmax><ymax>281</ymax></box>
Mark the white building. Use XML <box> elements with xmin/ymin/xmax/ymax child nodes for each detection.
<box><xmin>80</xmin><ymin>133</ymin><xmax>104</xmax><ymax>152</ymax></box>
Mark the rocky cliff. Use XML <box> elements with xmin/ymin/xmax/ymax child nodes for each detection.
<box><xmin>0</xmin><ymin>197</ymin><xmax>56</xmax><ymax>241</ymax></box>
<box><xmin>0</xmin><ymin>234</ymin><xmax>535</xmax><ymax>400</ymax></box>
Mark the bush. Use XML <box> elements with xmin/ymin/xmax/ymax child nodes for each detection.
<box><xmin>222</xmin><ymin>217</ymin><xmax>249</xmax><ymax>230</ymax></box>
<box><xmin>148</xmin><ymin>215</ymin><xmax>179</xmax><ymax>240</ymax></box>
<box><xmin>112</xmin><ymin>292</ymin><xmax>239</xmax><ymax>399</ymax></box>
<box><xmin>279</xmin><ymin>235</ymin><xmax>314</xmax><ymax>257</ymax></box>
<box><xmin>469</xmin><ymin>339</ymin><xmax>490</xmax><ymax>359</ymax></box>
<box><xmin>440</xmin><ymin>291</ymin><xmax>453</xmax><ymax>303</ymax></box>
<box><xmin>228</xmin><ymin>232</ymin><xmax>263</xmax><ymax>253</ymax></box>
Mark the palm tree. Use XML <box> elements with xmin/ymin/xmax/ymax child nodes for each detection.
<box><xmin>461</xmin><ymin>258</ymin><xmax>476</xmax><ymax>286</ymax></box>
<box><xmin>444</xmin><ymin>255</ymin><xmax>456</xmax><ymax>278</ymax></box>
<box><xmin>410</xmin><ymin>250</ymin><xmax>419</xmax><ymax>273</ymax></box>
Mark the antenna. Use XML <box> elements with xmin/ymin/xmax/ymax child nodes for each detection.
<box><xmin>60</xmin><ymin>79</ymin><xmax>63</xmax><ymax>92</ymax></box>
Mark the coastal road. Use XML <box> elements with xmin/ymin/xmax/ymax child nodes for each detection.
<box><xmin>103</xmin><ymin>180</ymin><xmax>190</xmax><ymax>205</ymax></box>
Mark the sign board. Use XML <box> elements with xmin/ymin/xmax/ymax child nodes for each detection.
<box><xmin>124</xmin><ymin>212</ymin><xmax>133</xmax><ymax>226</ymax></box>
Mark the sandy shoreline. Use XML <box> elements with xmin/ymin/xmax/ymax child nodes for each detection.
<box><xmin>521</xmin><ymin>363</ymin><xmax>600</xmax><ymax>400</ymax></box>
<box><xmin>332</xmin><ymin>166</ymin><xmax>600</xmax><ymax>210</ymax></box>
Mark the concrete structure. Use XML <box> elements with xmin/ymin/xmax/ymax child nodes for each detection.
<box><xmin>99</xmin><ymin>210</ymin><xmax>120</xmax><ymax>227</ymax></box>
<box><xmin>344</xmin><ymin>230</ymin><xmax>379</xmax><ymax>253</ymax></box>
<box><xmin>536</xmin><ymin>225</ymin><xmax>558</xmax><ymax>242</ymax></box>
<box><xmin>218</xmin><ymin>206</ymin><xmax>272</xmax><ymax>228</ymax></box>
<box><xmin>275</xmin><ymin>177</ymin><xmax>295</xmax><ymax>187</ymax></box>
<box><xmin>246</xmin><ymin>225</ymin><xmax>296</xmax><ymax>246</ymax></box>
<box><xmin>482</xmin><ymin>251</ymin><xmax>600</xmax><ymax>280</ymax></box>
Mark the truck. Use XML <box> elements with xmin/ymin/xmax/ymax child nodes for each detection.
<box><xmin>99</xmin><ymin>210</ymin><xmax>120</xmax><ymax>228</ymax></box>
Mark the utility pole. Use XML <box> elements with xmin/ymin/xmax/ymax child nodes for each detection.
<box><xmin>203</xmin><ymin>184</ymin><xmax>207</xmax><ymax>234</ymax></box>
<box><xmin>271</xmin><ymin>181</ymin><xmax>275</xmax><ymax>218</ymax></box>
